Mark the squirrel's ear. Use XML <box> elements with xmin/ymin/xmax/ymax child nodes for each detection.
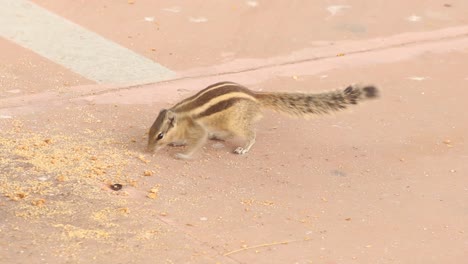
<box><xmin>166</xmin><ymin>110</ymin><xmax>176</xmax><ymax>125</ymax></box>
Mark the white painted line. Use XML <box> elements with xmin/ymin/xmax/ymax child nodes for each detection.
<box><xmin>0</xmin><ymin>0</ymin><xmax>175</xmax><ymax>85</ymax></box>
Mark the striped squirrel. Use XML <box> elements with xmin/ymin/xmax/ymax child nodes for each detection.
<box><xmin>148</xmin><ymin>81</ymin><xmax>378</xmax><ymax>159</ymax></box>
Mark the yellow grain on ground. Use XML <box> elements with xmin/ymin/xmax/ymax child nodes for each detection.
<box><xmin>0</xmin><ymin>119</ymin><xmax>166</xmax><ymax>247</ymax></box>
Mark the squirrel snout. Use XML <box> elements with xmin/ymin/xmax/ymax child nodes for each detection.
<box><xmin>146</xmin><ymin>144</ymin><xmax>156</xmax><ymax>153</ymax></box>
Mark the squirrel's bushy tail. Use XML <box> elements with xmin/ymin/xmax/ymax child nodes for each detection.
<box><xmin>254</xmin><ymin>85</ymin><xmax>378</xmax><ymax>117</ymax></box>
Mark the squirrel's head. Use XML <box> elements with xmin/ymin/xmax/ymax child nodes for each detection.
<box><xmin>147</xmin><ymin>109</ymin><xmax>177</xmax><ymax>152</ymax></box>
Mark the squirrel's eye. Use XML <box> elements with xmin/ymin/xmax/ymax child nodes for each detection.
<box><xmin>156</xmin><ymin>133</ymin><xmax>164</xmax><ymax>140</ymax></box>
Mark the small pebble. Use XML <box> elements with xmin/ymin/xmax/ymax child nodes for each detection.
<box><xmin>443</xmin><ymin>139</ymin><xmax>452</xmax><ymax>147</ymax></box>
<box><xmin>246</xmin><ymin>1</ymin><xmax>259</xmax><ymax>7</ymax></box>
<box><xmin>110</xmin><ymin>184</ymin><xmax>123</xmax><ymax>191</ymax></box>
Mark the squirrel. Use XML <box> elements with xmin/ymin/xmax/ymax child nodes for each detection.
<box><xmin>147</xmin><ymin>81</ymin><xmax>379</xmax><ymax>159</ymax></box>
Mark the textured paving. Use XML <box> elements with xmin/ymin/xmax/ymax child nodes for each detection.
<box><xmin>1</xmin><ymin>1</ymin><xmax>467</xmax><ymax>264</ymax></box>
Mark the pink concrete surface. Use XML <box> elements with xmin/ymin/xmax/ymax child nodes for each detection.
<box><xmin>0</xmin><ymin>38</ymin><xmax>90</xmax><ymax>95</ymax></box>
<box><xmin>1</xmin><ymin>1</ymin><xmax>467</xmax><ymax>264</ymax></box>
<box><xmin>30</xmin><ymin>0</ymin><xmax>468</xmax><ymax>71</ymax></box>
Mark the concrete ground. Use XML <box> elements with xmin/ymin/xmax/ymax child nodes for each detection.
<box><xmin>1</xmin><ymin>1</ymin><xmax>467</xmax><ymax>264</ymax></box>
